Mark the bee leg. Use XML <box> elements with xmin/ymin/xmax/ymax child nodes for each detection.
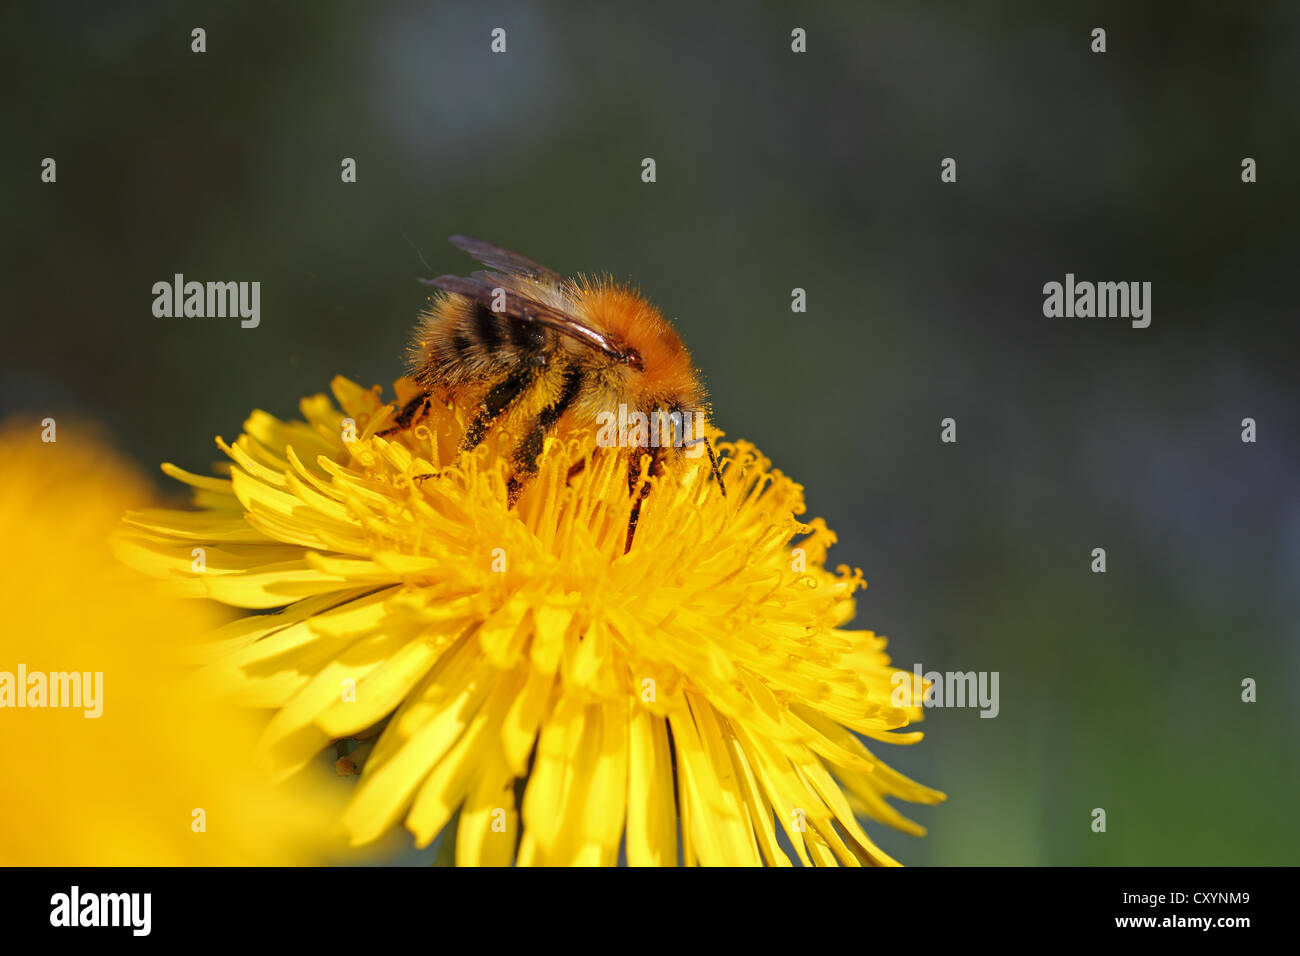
<box><xmin>703</xmin><ymin>436</ymin><xmax>726</xmax><ymax>496</ymax></box>
<box><xmin>625</xmin><ymin>456</ymin><xmax>646</xmax><ymax>553</ymax></box>
<box><xmin>505</xmin><ymin>474</ymin><xmax>527</xmax><ymax>507</ymax></box>
<box><xmin>461</xmin><ymin>366</ymin><xmax>537</xmax><ymax>450</ymax></box>
<box><xmin>504</xmin><ymin>367</ymin><xmax>585</xmax><ymax>507</ymax></box>
<box><xmin>378</xmin><ymin>391</ymin><xmax>432</xmax><ymax>436</ymax></box>
<box><xmin>624</xmin><ymin>446</ymin><xmax>665</xmax><ymax>553</ymax></box>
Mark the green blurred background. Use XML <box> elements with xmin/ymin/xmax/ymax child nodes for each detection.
<box><xmin>4</xmin><ymin>0</ymin><xmax>1296</xmax><ymax>865</ymax></box>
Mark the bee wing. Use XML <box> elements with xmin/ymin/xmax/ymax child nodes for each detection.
<box><xmin>421</xmin><ymin>274</ymin><xmax>631</xmax><ymax>363</ymax></box>
<box><xmin>447</xmin><ymin>235</ymin><xmax>567</xmax><ymax>287</ymax></box>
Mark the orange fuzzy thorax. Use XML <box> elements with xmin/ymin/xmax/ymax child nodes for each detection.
<box><xmin>575</xmin><ymin>278</ymin><xmax>704</xmax><ymax>408</ymax></box>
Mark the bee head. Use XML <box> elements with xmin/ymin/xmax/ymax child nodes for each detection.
<box><xmin>621</xmin><ymin>347</ymin><xmax>645</xmax><ymax>372</ymax></box>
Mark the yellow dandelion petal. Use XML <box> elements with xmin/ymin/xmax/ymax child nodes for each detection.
<box><xmin>0</xmin><ymin>421</ymin><xmax>361</xmax><ymax>865</ymax></box>
<box><xmin>625</xmin><ymin>706</ymin><xmax>677</xmax><ymax>866</ymax></box>
<box><xmin>116</xmin><ymin>376</ymin><xmax>944</xmax><ymax>866</ymax></box>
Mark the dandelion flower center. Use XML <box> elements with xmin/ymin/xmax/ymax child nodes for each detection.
<box><xmin>115</xmin><ymin>376</ymin><xmax>943</xmax><ymax>866</ymax></box>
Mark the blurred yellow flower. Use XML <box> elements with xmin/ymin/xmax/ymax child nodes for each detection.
<box><xmin>115</xmin><ymin>377</ymin><xmax>943</xmax><ymax>865</ymax></box>
<box><xmin>0</xmin><ymin>419</ymin><xmax>348</xmax><ymax>865</ymax></box>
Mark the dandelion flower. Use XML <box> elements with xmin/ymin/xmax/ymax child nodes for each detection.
<box><xmin>0</xmin><ymin>420</ymin><xmax>349</xmax><ymax>865</ymax></box>
<box><xmin>115</xmin><ymin>377</ymin><xmax>944</xmax><ymax>865</ymax></box>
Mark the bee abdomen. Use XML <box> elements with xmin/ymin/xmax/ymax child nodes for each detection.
<box><xmin>447</xmin><ymin>300</ymin><xmax>547</xmax><ymax>364</ymax></box>
<box><xmin>470</xmin><ymin>302</ymin><xmax>504</xmax><ymax>351</ymax></box>
<box><xmin>450</xmin><ymin>329</ymin><xmax>475</xmax><ymax>360</ymax></box>
<box><xmin>505</xmin><ymin>314</ymin><xmax>546</xmax><ymax>354</ymax></box>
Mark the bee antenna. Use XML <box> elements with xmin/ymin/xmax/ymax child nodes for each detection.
<box><xmin>704</xmin><ymin>436</ymin><xmax>726</xmax><ymax>497</ymax></box>
<box><xmin>401</xmin><ymin>232</ymin><xmax>436</xmax><ymax>278</ymax></box>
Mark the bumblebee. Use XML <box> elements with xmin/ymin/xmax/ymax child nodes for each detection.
<box><xmin>387</xmin><ymin>236</ymin><xmax>723</xmax><ymax>549</ymax></box>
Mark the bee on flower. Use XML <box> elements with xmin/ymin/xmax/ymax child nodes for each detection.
<box><xmin>115</xmin><ymin>238</ymin><xmax>943</xmax><ymax>866</ymax></box>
